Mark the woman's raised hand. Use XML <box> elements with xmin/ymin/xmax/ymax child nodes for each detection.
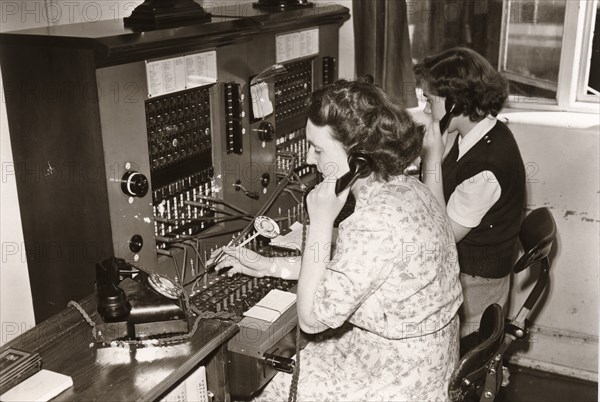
<box><xmin>305</xmin><ymin>175</ymin><xmax>349</xmax><ymax>226</ymax></box>
<box><xmin>421</xmin><ymin>120</ymin><xmax>446</xmax><ymax>163</ymax></box>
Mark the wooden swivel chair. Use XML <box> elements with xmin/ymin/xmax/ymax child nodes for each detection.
<box><xmin>449</xmin><ymin>207</ymin><xmax>557</xmax><ymax>402</ymax></box>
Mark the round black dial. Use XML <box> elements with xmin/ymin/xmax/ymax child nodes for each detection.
<box><xmin>121</xmin><ymin>171</ymin><xmax>149</xmax><ymax>197</ymax></box>
<box><xmin>129</xmin><ymin>234</ymin><xmax>143</xmax><ymax>253</ymax></box>
<box><xmin>255</xmin><ymin>122</ymin><xmax>275</xmax><ymax>142</ymax></box>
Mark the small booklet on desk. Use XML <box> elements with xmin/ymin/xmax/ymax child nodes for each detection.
<box><xmin>0</xmin><ymin>348</ymin><xmax>42</xmax><ymax>396</ymax></box>
<box><xmin>0</xmin><ymin>369</ymin><xmax>72</xmax><ymax>402</ymax></box>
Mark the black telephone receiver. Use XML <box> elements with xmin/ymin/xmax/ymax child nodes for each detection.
<box><xmin>304</xmin><ymin>152</ymin><xmax>374</xmax><ymax>207</ymax></box>
<box><xmin>439</xmin><ymin>98</ymin><xmax>461</xmax><ymax>134</ymax></box>
<box><xmin>96</xmin><ymin>257</ymin><xmax>131</xmax><ymax>322</ymax></box>
<box><xmin>334</xmin><ymin>152</ymin><xmax>374</xmax><ymax>194</ymax></box>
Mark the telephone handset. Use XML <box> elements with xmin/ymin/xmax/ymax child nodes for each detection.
<box><xmin>334</xmin><ymin>152</ymin><xmax>374</xmax><ymax>194</ymax></box>
<box><xmin>439</xmin><ymin>98</ymin><xmax>461</xmax><ymax>134</ymax></box>
<box><xmin>304</xmin><ymin>151</ymin><xmax>374</xmax><ymax>204</ymax></box>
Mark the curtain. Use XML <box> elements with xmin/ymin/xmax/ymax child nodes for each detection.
<box><xmin>353</xmin><ymin>0</ymin><xmax>417</xmax><ymax>108</ymax></box>
<box><xmin>408</xmin><ymin>0</ymin><xmax>502</xmax><ymax>68</ymax></box>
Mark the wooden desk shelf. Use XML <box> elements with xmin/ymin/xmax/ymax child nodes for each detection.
<box><xmin>0</xmin><ymin>296</ymin><xmax>238</xmax><ymax>401</ymax></box>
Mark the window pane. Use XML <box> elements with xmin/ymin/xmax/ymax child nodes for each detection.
<box><xmin>503</xmin><ymin>0</ymin><xmax>567</xmax><ymax>99</ymax></box>
<box><xmin>585</xmin><ymin>3</ymin><xmax>599</xmax><ymax>96</ymax></box>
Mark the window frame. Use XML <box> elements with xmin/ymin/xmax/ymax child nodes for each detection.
<box><xmin>499</xmin><ymin>0</ymin><xmax>599</xmax><ymax>113</ymax></box>
<box><xmin>576</xmin><ymin>0</ymin><xmax>599</xmax><ymax>102</ymax></box>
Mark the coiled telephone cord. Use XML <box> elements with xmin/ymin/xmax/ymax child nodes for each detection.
<box><xmin>288</xmin><ymin>200</ymin><xmax>308</xmax><ymax>402</ymax></box>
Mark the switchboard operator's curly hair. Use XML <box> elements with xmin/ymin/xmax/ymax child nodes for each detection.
<box><xmin>305</xmin><ymin>78</ymin><xmax>424</xmax><ymax>181</ymax></box>
<box><xmin>413</xmin><ymin>47</ymin><xmax>509</xmax><ymax>122</ymax></box>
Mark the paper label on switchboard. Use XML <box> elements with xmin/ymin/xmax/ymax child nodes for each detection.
<box><xmin>146</xmin><ymin>50</ymin><xmax>217</xmax><ymax>97</ymax></box>
<box><xmin>146</xmin><ymin>57</ymin><xmax>186</xmax><ymax>97</ymax></box>
<box><xmin>276</xmin><ymin>28</ymin><xmax>319</xmax><ymax>63</ymax></box>
<box><xmin>243</xmin><ymin>289</ymin><xmax>296</xmax><ymax>322</ymax></box>
<box><xmin>185</xmin><ymin>50</ymin><xmax>218</xmax><ymax>88</ymax></box>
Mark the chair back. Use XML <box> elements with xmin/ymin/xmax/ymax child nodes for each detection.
<box><xmin>448</xmin><ymin>304</ymin><xmax>504</xmax><ymax>402</ymax></box>
<box><xmin>449</xmin><ymin>208</ymin><xmax>557</xmax><ymax>401</ymax></box>
<box><xmin>514</xmin><ymin>207</ymin><xmax>556</xmax><ymax>274</ymax></box>
<box><xmin>512</xmin><ymin>207</ymin><xmax>557</xmax><ymax>315</ymax></box>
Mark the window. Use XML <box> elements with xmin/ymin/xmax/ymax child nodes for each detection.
<box><xmin>578</xmin><ymin>1</ymin><xmax>600</xmax><ymax>101</ymax></box>
<box><xmin>499</xmin><ymin>0</ymin><xmax>599</xmax><ymax>110</ymax></box>
<box><xmin>500</xmin><ymin>0</ymin><xmax>566</xmax><ymax>100</ymax></box>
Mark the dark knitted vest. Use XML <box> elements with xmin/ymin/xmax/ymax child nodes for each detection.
<box><xmin>442</xmin><ymin>121</ymin><xmax>525</xmax><ymax>278</ymax></box>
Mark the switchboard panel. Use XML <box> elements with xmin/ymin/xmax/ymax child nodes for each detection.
<box><xmin>0</xmin><ymin>3</ymin><xmax>349</xmax><ymax>399</ymax></box>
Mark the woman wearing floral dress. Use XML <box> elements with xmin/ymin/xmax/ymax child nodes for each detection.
<box><xmin>212</xmin><ymin>79</ymin><xmax>463</xmax><ymax>401</ymax></box>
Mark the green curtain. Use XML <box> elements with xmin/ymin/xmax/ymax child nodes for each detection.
<box><xmin>353</xmin><ymin>0</ymin><xmax>418</xmax><ymax>108</ymax></box>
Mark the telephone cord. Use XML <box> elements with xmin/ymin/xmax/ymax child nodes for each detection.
<box><xmin>288</xmin><ymin>196</ymin><xmax>308</xmax><ymax>402</ymax></box>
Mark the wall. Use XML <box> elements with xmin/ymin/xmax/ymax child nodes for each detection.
<box><xmin>0</xmin><ymin>73</ymin><xmax>35</xmax><ymax>346</ymax></box>
<box><xmin>500</xmin><ymin>110</ymin><xmax>599</xmax><ymax>380</ymax></box>
<box><xmin>0</xmin><ymin>1</ymin><xmax>50</xmax><ymax>346</ymax></box>
<box><xmin>333</xmin><ymin>0</ymin><xmax>354</xmax><ymax>79</ymax></box>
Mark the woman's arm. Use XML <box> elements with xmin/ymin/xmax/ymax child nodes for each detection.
<box><xmin>421</xmin><ymin>120</ymin><xmax>447</xmax><ymax>210</ymax></box>
<box><xmin>421</xmin><ymin>122</ymin><xmax>474</xmax><ymax>242</ymax></box>
<box><xmin>212</xmin><ymin>247</ymin><xmax>301</xmax><ymax>279</ymax></box>
<box><xmin>297</xmin><ymin>179</ymin><xmax>347</xmax><ymax>334</ymax></box>
<box><xmin>296</xmin><ymin>219</ymin><xmax>334</xmax><ymax>334</ymax></box>
<box><xmin>449</xmin><ymin>220</ymin><xmax>472</xmax><ymax>242</ymax></box>
<box><xmin>446</xmin><ymin>171</ymin><xmax>502</xmax><ymax>242</ymax></box>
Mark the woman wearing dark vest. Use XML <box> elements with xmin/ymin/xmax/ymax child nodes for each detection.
<box><xmin>414</xmin><ymin>47</ymin><xmax>526</xmax><ymax>337</ymax></box>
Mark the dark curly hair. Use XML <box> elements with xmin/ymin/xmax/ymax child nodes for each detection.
<box><xmin>305</xmin><ymin>79</ymin><xmax>424</xmax><ymax>181</ymax></box>
<box><xmin>413</xmin><ymin>47</ymin><xmax>509</xmax><ymax>122</ymax></box>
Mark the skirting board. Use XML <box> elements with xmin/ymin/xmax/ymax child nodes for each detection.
<box><xmin>508</xmin><ymin>355</ymin><xmax>598</xmax><ymax>383</ymax></box>
<box><xmin>506</xmin><ymin>324</ymin><xmax>598</xmax><ymax>383</ymax></box>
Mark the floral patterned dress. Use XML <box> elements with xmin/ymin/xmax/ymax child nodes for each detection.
<box><xmin>255</xmin><ymin>175</ymin><xmax>463</xmax><ymax>402</ymax></box>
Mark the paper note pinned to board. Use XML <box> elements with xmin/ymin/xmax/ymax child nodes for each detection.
<box><xmin>250</xmin><ymin>82</ymin><xmax>274</xmax><ymax>119</ymax></box>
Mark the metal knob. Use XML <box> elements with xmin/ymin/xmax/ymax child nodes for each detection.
<box><xmin>121</xmin><ymin>171</ymin><xmax>149</xmax><ymax>197</ymax></box>
<box><xmin>254</xmin><ymin>122</ymin><xmax>275</xmax><ymax>142</ymax></box>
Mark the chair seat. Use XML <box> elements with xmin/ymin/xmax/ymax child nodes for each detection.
<box><xmin>449</xmin><ymin>304</ymin><xmax>504</xmax><ymax>402</ymax></box>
